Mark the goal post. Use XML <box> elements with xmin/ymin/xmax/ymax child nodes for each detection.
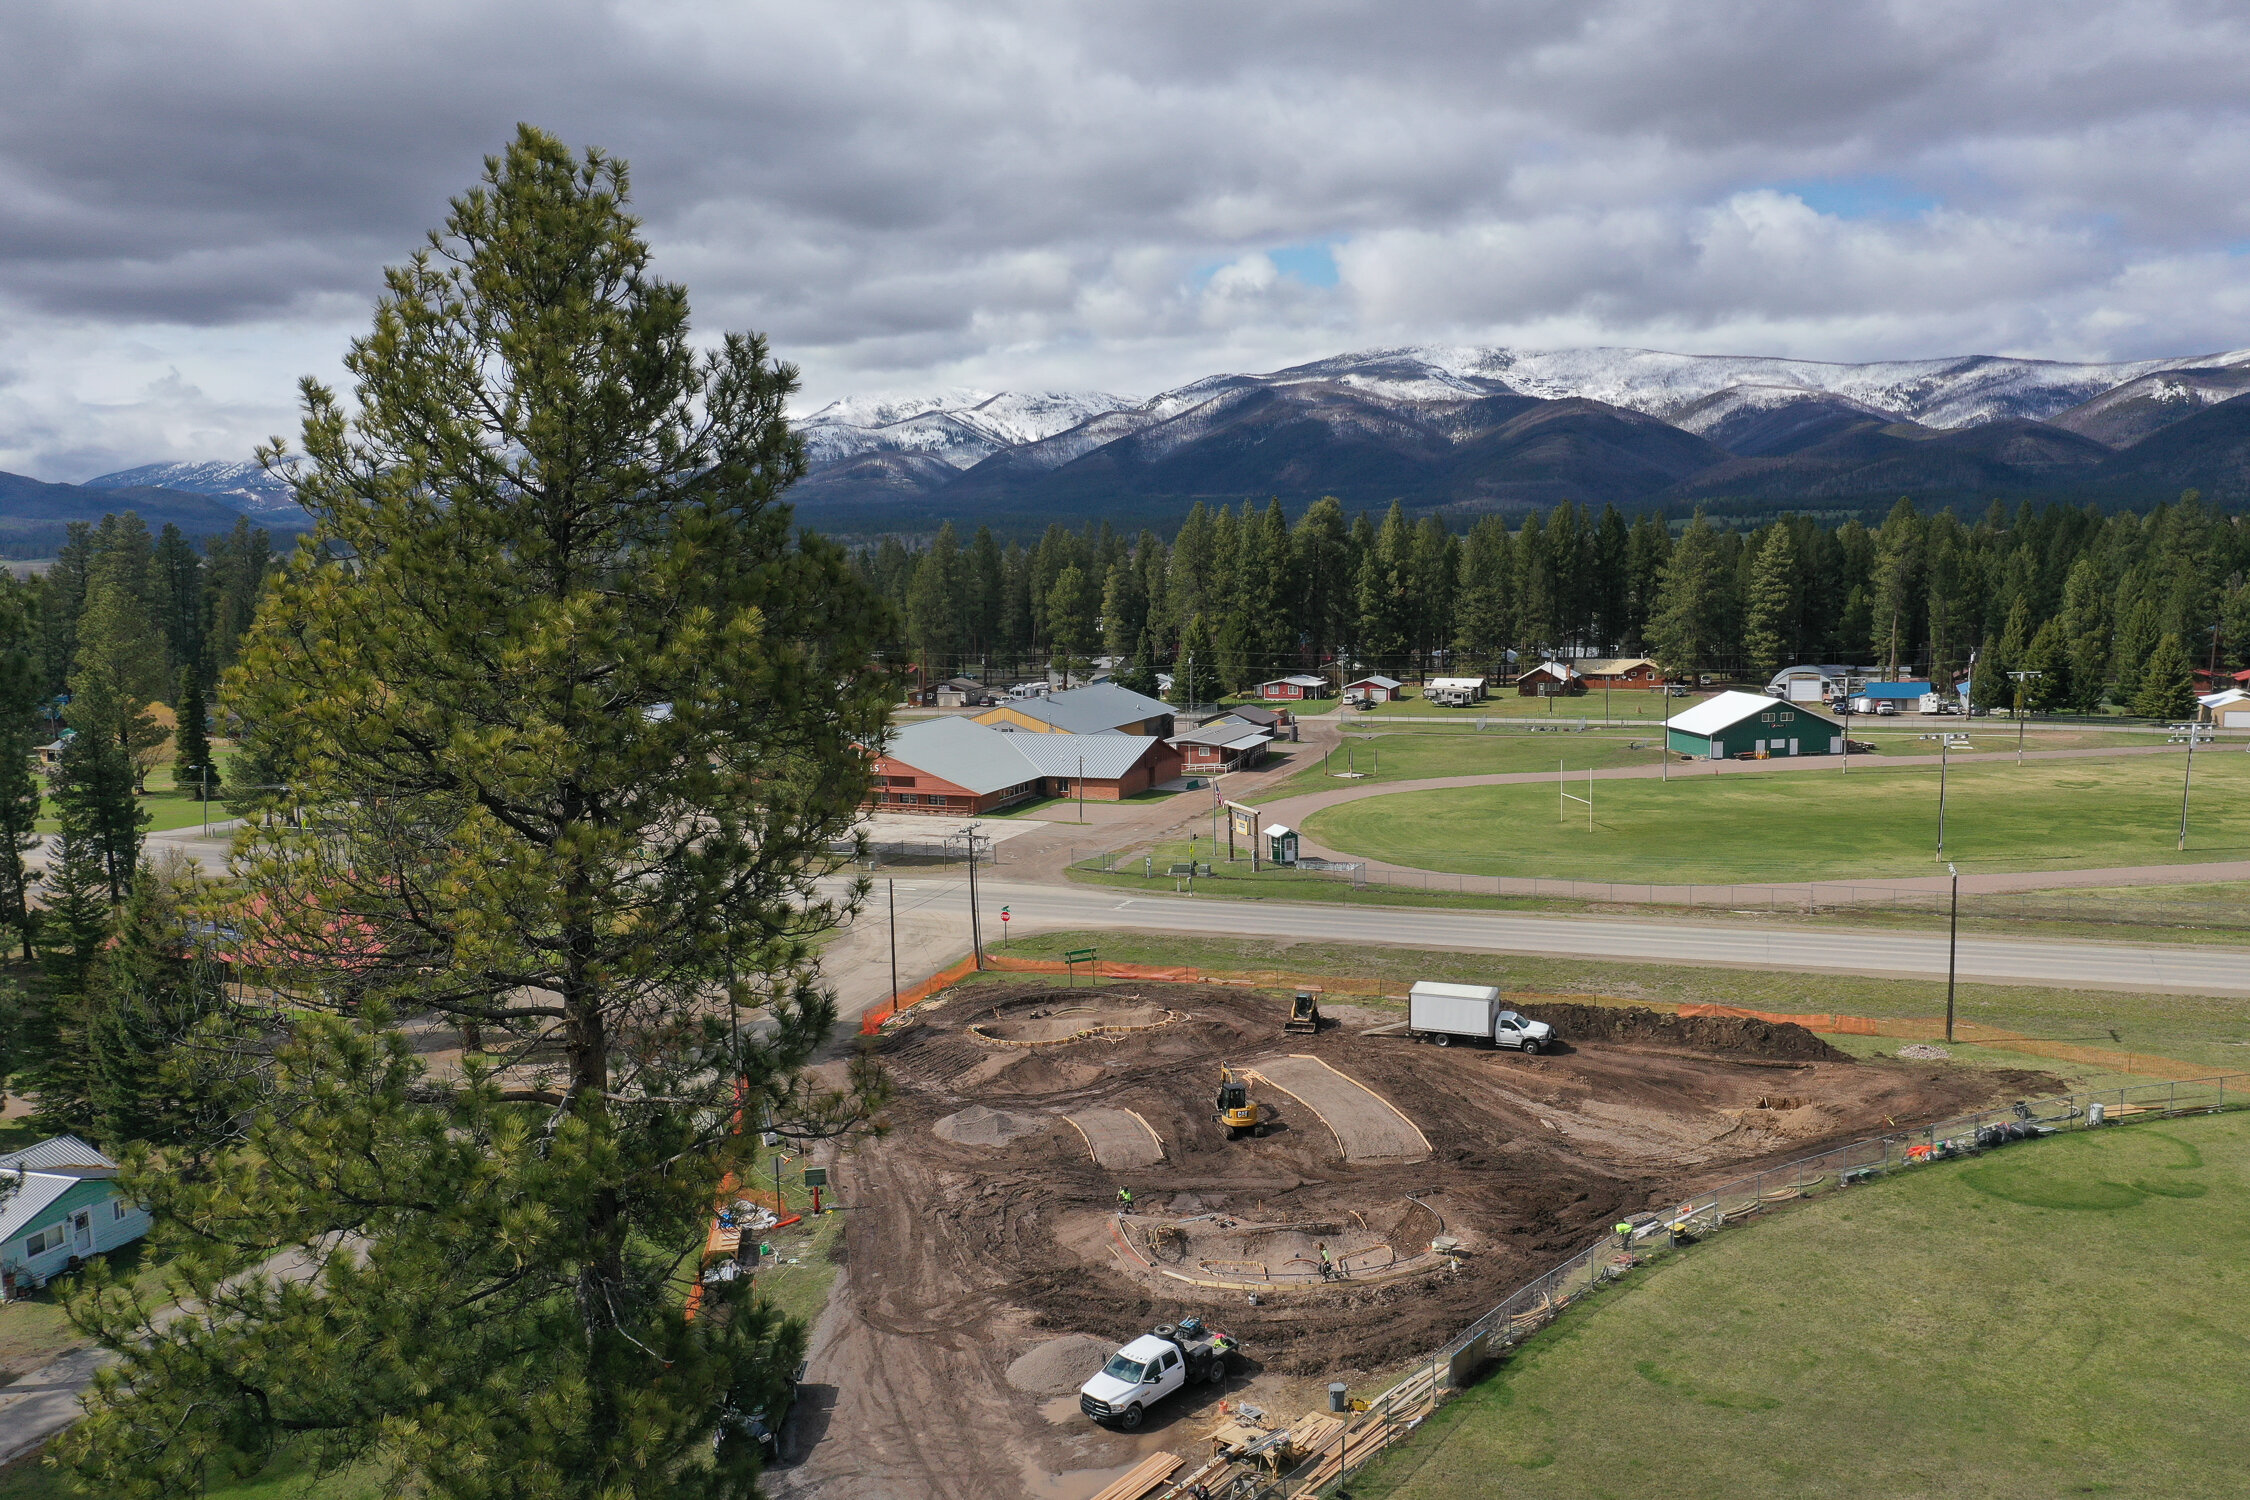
<box><xmin>1559</xmin><ymin>760</ymin><xmax>1592</xmax><ymax>832</ymax></box>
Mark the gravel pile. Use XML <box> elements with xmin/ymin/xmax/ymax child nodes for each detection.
<box><xmin>1896</xmin><ymin>1043</ymin><xmax>1952</xmax><ymax>1060</ymax></box>
<box><xmin>1006</xmin><ymin>1334</ymin><xmax>1112</xmax><ymax>1395</ymax></box>
<box><xmin>933</xmin><ymin>1105</ymin><xmax>1048</xmax><ymax>1147</ymax></box>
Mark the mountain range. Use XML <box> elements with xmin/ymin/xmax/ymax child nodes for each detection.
<box><xmin>15</xmin><ymin>343</ymin><xmax>2250</xmax><ymax>553</ymax></box>
<box><xmin>791</xmin><ymin>345</ymin><xmax>2250</xmax><ymax>530</ymax></box>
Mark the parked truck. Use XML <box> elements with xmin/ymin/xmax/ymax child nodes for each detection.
<box><xmin>1407</xmin><ymin>981</ymin><xmax>1555</xmax><ymax>1052</ymax></box>
<box><xmin>1078</xmin><ymin>1316</ymin><xmax>1238</xmax><ymax>1429</ymax></box>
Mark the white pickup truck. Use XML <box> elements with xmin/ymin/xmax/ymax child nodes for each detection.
<box><xmin>1078</xmin><ymin>1317</ymin><xmax>1238</xmax><ymax>1429</ymax></box>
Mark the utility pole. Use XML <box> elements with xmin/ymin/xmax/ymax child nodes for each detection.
<box><xmin>2009</xmin><ymin>669</ymin><xmax>2042</xmax><ymax>765</ymax></box>
<box><xmin>1918</xmin><ymin>732</ymin><xmax>1955</xmax><ymax>861</ymax></box>
<box><xmin>1945</xmin><ymin>862</ymin><xmax>1959</xmax><ymax>1044</ymax></box>
<box><xmin>887</xmin><ymin>877</ymin><xmax>899</xmax><ymax>1014</ymax></box>
<box><xmin>960</xmin><ymin>824</ymin><xmax>985</xmax><ymax>969</ymax></box>
<box><xmin>1078</xmin><ymin>754</ymin><xmax>1085</xmax><ymax>821</ymax></box>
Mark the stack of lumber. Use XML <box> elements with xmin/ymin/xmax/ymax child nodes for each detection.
<box><xmin>1088</xmin><ymin>1452</ymin><xmax>1182</xmax><ymax>1500</ymax></box>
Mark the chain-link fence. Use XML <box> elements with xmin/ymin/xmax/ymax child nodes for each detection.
<box><xmin>1174</xmin><ymin>1071</ymin><xmax>2244</xmax><ymax>1499</ymax></box>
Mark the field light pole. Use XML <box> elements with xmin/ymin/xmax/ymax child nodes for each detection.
<box><xmin>2172</xmin><ymin>721</ymin><xmax>2210</xmax><ymax>851</ymax></box>
<box><xmin>1918</xmin><ymin>733</ymin><xmax>1955</xmax><ymax>861</ymax></box>
<box><xmin>2008</xmin><ymin>670</ymin><xmax>2043</xmax><ymax>765</ymax></box>
<box><xmin>1945</xmin><ymin>862</ymin><xmax>1959</xmax><ymax>1044</ymax></box>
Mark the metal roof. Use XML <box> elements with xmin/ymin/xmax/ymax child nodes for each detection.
<box><xmin>878</xmin><ymin>717</ymin><xmax>1044</xmax><ymax>795</ymax></box>
<box><xmin>1260</xmin><ymin>675</ymin><xmax>1326</xmax><ymax>688</ymax></box>
<box><xmin>1008</xmin><ymin>730</ymin><xmax>1167</xmax><ymax>781</ymax></box>
<box><xmin>1172</xmin><ymin>716</ymin><xmax>1273</xmax><ymax>747</ymax></box>
<box><xmin>1666</xmin><ymin>689</ymin><xmax>1838</xmax><ymax>736</ymax></box>
<box><xmin>0</xmin><ymin>1140</ymin><xmax>123</xmax><ymax>1244</ymax></box>
<box><xmin>1853</xmin><ymin>681</ymin><xmax>1932</xmax><ymax>699</ymax></box>
<box><xmin>1345</xmin><ymin>674</ymin><xmax>1403</xmax><ymax>690</ymax></box>
<box><xmin>0</xmin><ymin>1135</ymin><xmax>115</xmax><ymax>1173</ymax></box>
<box><xmin>879</xmin><ymin>716</ymin><xmax>1164</xmax><ymax>792</ymax></box>
<box><xmin>989</xmin><ymin>683</ymin><xmax>1174</xmax><ymax>734</ymax></box>
<box><xmin>1208</xmin><ymin>703</ymin><xmax>1283</xmax><ymax>727</ymax></box>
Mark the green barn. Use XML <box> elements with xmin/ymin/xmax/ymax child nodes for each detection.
<box><xmin>1666</xmin><ymin>690</ymin><xmax>1842</xmax><ymax>760</ymax></box>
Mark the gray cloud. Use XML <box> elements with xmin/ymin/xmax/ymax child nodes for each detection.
<box><xmin>4</xmin><ymin>0</ymin><xmax>2250</xmax><ymax>479</ymax></box>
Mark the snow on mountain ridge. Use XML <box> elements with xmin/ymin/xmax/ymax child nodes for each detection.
<box><xmin>83</xmin><ymin>459</ymin><xmax>301</xmax><ymax>518</ymax></box>
<box><xmin>797</xmin><ymin>388</ymin><xmax>1138</xmax><ymax>470</ymax></box>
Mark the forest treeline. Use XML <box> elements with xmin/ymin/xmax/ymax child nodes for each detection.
<box><xmin>857</xmin><ymin>491</ymin><xmax>2244</xmax><ymax>716</ymax></box>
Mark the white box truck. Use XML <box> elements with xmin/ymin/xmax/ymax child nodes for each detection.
<box><xmin>1407</xmin><ymin>981</ymin><xmax>1555</xmax><ymax>1052</ymax></box>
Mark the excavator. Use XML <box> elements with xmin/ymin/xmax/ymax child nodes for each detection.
<box><xmin>1216</xmin><ymin>1066</ymin><xmax>1268</xmax><ymax>1140</ymax></box>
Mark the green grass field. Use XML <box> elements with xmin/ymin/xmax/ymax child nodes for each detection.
<box><xmin>1305</xmin><ymin>754</ymin><xmax>2250</xmax><ymax>883</ymax></box>
<box><xmin>1319</xmin><ymin>690</ymin><xmax>1697</xmax><ymax>721</ymax></box>
<box><xmin>1352</xmin><ymin>1107</ymin><xmax>2250</xmax><ymax>1500</ymax></box>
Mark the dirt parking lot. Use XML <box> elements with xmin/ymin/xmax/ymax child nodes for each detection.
<box><xmin>769</xmin><ymin>981</ymin><xmax>2047</xmax><ymax>1500</ymax></box>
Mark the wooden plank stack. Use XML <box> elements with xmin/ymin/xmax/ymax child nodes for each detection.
<box><xmin>1088</xmin><ymin>1452</ymin><xmax>1183</xmax><ymax>1500</ymax></box>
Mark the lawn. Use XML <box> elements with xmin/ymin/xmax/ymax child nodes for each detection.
<box><xmin>993</xmin><ymin>929</ymin><xmax>2250</xmax><ymax>1075</ymax></box>
<box><xmin>1304</xmin><ymin>753</ymin><xmax>2250</xmax><ymax>883</ymax></box>
<box><xmin>1323</xmin><ymin>690</ymin><xmax>1699</xmax><ymax>721</ymax></box>
<box><xmin>1350</xmin><ymin>1107</ymin><xmax>2250</xmax><ymax>1500</ymax></box>
<box><xmin>30</xmin><ymin>752</ymin><xmax>244</xmax><ymax>836</ymax></box>
<box><xmin>1278</xmin><ymin>730</ymin><xmax>1667</xmax><ymax>797</ymax></box>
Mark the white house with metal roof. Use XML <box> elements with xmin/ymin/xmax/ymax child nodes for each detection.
<box><xmin>1</xmin><ymin>1135</ymin><xmax>150</xmax><ymax>1298</ymax></box>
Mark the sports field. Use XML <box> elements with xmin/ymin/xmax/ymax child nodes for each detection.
<box><xmin>1352</xmin><ymin>1107</ymin><xmax>2250</xmax><ymax>1500</ymax></box>
<box><xmin>1303</xmin><ymin>754</ymin><xmax>2250</xmax><ymax>882</ymax></box>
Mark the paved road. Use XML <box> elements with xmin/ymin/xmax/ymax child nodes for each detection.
<box><xmin>865</xmin><ymin>875</ymin><xmax>2250</xmax><ymax>996</ymax></box>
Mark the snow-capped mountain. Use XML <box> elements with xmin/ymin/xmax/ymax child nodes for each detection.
<box><xmin>83</xmin><ymin>459</ymin><xmax>301</xmax><ymax>519</ymax></box>
<box><xmin>792</xmin><ymin>343</ymin><xmax>2250</xmax><ymax>520</ymax></box>
<box><xmin>798</xmin><ymin>389</ymin><xmax>1137</xmax><ymax>470</ymax></box>
<box><xmin>1194</xmin><ymin>344</ymin><xmax>2250</xmax><ymax>430</ymax></box>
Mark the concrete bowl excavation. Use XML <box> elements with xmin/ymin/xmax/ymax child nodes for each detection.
<box><xmin>773</xmin><ymin>981</ymin><xmax>2049</xmax><ymax>1500</ymax></box>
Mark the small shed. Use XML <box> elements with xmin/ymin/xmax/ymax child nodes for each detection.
<box><xmin>1258</xmin><ymin>675</ymin><xmax>1330</xmax><ymax>701</ymax></box>
<box><xmin>1263</xmin><ymin>824</ymin><xmax>1299</xmax><ymax>866</ymax></box>
<box><xmin>0</xmin><ymin>1135</ymin><xmax>151</xmax><ymax>1298</ymax></box>
<box><xmin>1666</xmin><ymin>690</ymin><xmax>1842</xmax><ymax>760</ymax></box>
<box><xmin>1343</xmin><ymin>675</ymin><xmax>1404</xmax><ymax>704</ymax></box>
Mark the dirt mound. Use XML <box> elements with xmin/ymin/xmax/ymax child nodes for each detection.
<box><xmin>1004</xmin><ymin>1334</ymin><xmax>1113</xmax><ymax>1396</ymax></box>
<box><xmin>933</xmin><ymin>1105</ymin><xmax>1049</xmax><ymax>1147</ymax></box>
<box><xmin>973</xmin><ymin>1003</ymin><xmax>1176</xmax><ymax>1044</ymax></box>
<box><xmin>1522</xmin><ymin>1002</ymin><xmax>1852</xmax><ymax>1062</ymax></box>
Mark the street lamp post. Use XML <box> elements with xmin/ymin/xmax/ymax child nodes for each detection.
<box><xmin>2008</xmin><ymin>670</ymin><xmax>2043</xmax><ymax>765</ymax></box>
<box><xmin>1945</xmin><ymin>861</ymin><xmax>1960</xmax><ymax>1044</ymax></box>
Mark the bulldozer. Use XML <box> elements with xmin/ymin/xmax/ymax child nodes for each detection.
<box><xmin>1284</xmin><ymin>989</ymin><xmax>1322</xmax><ymax>1035</ymax></box>
<box><xmin>1216</xmin><ymin>1066</ymin><xmax>1268</xmax><ymax>1140</ymax></box>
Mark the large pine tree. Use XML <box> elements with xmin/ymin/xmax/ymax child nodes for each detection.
<box><xmin>61</xmin><ymin>128</ymin><xmax>891</xmax><ymax>1500</ymax></box>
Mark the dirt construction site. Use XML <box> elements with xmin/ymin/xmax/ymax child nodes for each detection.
<box><xmin>770</xmin><ymin>979</ymin><xmax>2050</xmax><ymax>1500</ymax></box>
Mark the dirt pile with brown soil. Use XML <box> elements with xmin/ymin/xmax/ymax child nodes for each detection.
<box><xmin>1519</xmin><ymin>1002</ymin><xmax>1853</xmax><ymax>1062</ymax></box>
<box><xmin>774</xmin><ymin>983</ymin><xmax>2052</xmax><ymax>1500</ymax></box>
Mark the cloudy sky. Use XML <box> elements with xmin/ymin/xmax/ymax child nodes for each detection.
<box><xmin>6</xmin><ymin>0</ymin><xmax>2250</xmax><ymax>479</ymax></box>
